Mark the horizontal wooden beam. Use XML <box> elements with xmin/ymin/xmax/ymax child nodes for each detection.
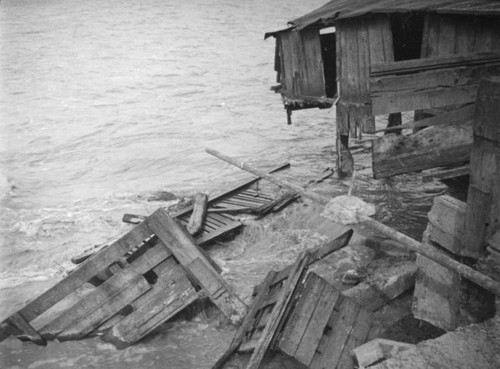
<box><xmin>375</xmin><ymin>105</ymin><xmax>474</xmax><ymax>133</ymax></box>
<box><xmin>372</xmin><ymin>120</ymin><xmax>473</xmax><ymax>179</ymax></box>
<box><xmin>371</xmin><ymin>65</ymin><xmax>500</xmax><ymax>95</ymax></box>
<box><xmin>371</xmin><ymin>85</ymin><xmax>477</xmax><ymax>116</ymax></box>
<box><xmin>371</xmin><ymin>52</ymin><xmax>500</xmax><ymax>77</ymax></box>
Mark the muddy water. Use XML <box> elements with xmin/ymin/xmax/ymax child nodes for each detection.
<box><xmin>0</xmin><ymin>0</ymin><xmax>446</xmax><ymax>367</ymax></box>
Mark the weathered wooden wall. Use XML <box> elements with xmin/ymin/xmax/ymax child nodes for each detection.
<box><xmin>336</xmin><ymin>14</ymin><xmax>394</xmax><ymax>136</ymax></box>
<box><xmin>370</xmin><ymin>14</ymin><xmax>500</xmax><ymax>116</ymax></box>
<box><xmin>278</xmin><ymin>28</ymin><xmax>326</xmax><ymax>102</ymax></box>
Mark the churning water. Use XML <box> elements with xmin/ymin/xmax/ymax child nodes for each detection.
<box><xmin>0</xmin><ymin>1</ymin><xmax>444</xmax><ymax>367</ymax></box>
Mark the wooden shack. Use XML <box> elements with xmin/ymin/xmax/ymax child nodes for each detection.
<box><xmin>266</xmin><ymin>0</ymin><xmax>500</xmax><ymax>176</ymax></box>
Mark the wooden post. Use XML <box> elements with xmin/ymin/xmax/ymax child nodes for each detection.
<box><xmin>465</xmin><ymin>77</ymin><xmax>500</xmax><ymax>258</ymax></box>
<box><xmin>186</xmin><ymin>193</ymin><xmax>208</xmax><ymax>236</ymax></box>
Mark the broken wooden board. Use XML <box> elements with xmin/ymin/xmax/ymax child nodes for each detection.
<box><xmin>0</xmin><ymin>208</ymin><xmax>245</xmax><ymax>348</ymax></box>
<box><xmin>277</xmin><ymin>273</ymin><xmax>376</xmax><ymax>369</ymax></box>
<box><xmin>422</xmin><ymin>165</ymin><xmax>469</xmax><ymax>183</ymax></box>
<box><xmin>213</xmin><ymin>230</ymin><xmax>371</xmax><ymax>369</ymax></box>
<box><xmin>212</xmin><ymin>251</ymin><xmax>311</xmax><ymax>369</ymax></box>
<box><xmin>120</xmin><ymin>162</ymin><xmax>294</xmax><ymax>248</ymax></box>
<box><xmin>372</xmin><ymin>120</ymin><xmax>472</xmax><ymax>179</ymax></box>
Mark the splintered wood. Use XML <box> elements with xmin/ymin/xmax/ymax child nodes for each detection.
<box><xmin>214</xmin><ymin>230</ymin><xmax>375</xmax><ymax>369</ymax></box>
<box><xmin>0</xmin><ymin>208</ymin><xmax>245</xmax><ymax>348</ymax></box>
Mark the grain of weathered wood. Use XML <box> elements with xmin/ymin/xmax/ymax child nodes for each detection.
<box><xmin>212</xmin><ymin>271</ymin><xmax>277</xmax><ymax>369</ymax></box>
<box><xmin>371</xmin><ymin>84</ymin><xmax>478</xmax><ymax>115</ymax></box>
<box><xmin>0</xmin><ymin>219</ymin><xmax>154</xmax><ymax>339</ymax></box>
<box><xmin>422</xmin><ymin>166</ymin><xmax>470</xmax><ymax>183</ymax></box>
<box><xmin>465</xmin><ymin>77</ymin><xmax>500</xmax><ymax>258</ymax></box>
<box><xmin>376</xmin><ymin>105</ymin><xmax>475</xmax><ymax>133</ymax></box>
<box><xmin>245</xmin><ymin>252</ymin><xmax>310</xmax><ymax>369</ymax></box>
<box><xmin>371</xmin><ymin>65</ymin><xmax>500</xmax><ymax>95</ymax></box>
<box><xmin>56</xmin><ymin>271</ymin><xmax>150</xmax><ymax>340</ymax></box>
<box><xmin>103</xmin><ymin>260</ymin><xmax>198</xmax><ymax>348</ymax></box>
<box><xmin>40</xmin><ymin>243</ymin><xmax>171</xmax><ymax>338</ymax></box>
<box><xmin>145</xmin><ymin>208</ymin><xmax>245</xmax><ymax>321</ymax></box>
<box><xmin>370</xmin><ymin>52</ymin><xmax>500</xmax><ymax>76</ymax></box>
<box><xmin>372</xmin><ymin>120</ymin><xmax>473</xmax><ymax>179</ymax></box>
<box><xmin>336</xmin><ymin>308</ymin><xmax>373</xmax><ymax>369</ymax></box>
<box><xmin>278</xmin><ymin>273</ymin><xmax>326</xmax><ymax>356</ymax></box>
<box><xmin>312</xmin><ymin>298</ymin><xmax>361</xmax><ymax>369</ymax></box>
<box><xmin>294</xmin><ymin>281</ymin><xmax>341</xmax><ymax>366</ymax></box>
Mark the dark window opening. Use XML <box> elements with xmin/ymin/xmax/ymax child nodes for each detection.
<box><xmin>390</xmin><ymin>13</ymin><xmax>425</xmax><ymax>61</ymax></box>
<box><xmin>320</xmin><ymin>31</ymin><xmax>337</xmax><ymax>98</ymax></box>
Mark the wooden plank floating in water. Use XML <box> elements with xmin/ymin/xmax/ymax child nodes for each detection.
<box><xmin>0</xmin><ymin>208</ymin><xmax>245</xmax><ymax>348</ymax></box>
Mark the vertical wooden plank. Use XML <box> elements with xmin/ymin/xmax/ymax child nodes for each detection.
<box><xmin>301</xmin><ymin>28</ymin><xmax>326</xmax><ymax>97</ymax></box>
<box><xmin>421</xmin><ymin>14</ymin><xmax>440</xmax><ymax>57</ymax></box>
<box><xmin>212</xmin><ymin>271</ymin><xmax>277</xmax><ymax>369</ymax></box>
<box><xmin>454</xmin><ymin>16</ymin><xmax>475</xmax><ymax>54</ymax></box>
<box><xmin>466</xmin><ymin>77</ymin><xmax>500</xmax><ymax>257</ymax></box>
<box><xmin>336</xmin><ymin>308</ymin><xmax>373</xmax><ymax>369</ymax></box>
<box><xmin>380</xmin><ymin>14</ymin><xmax>394</xmax><ymax>63</ymax></box>
<box><xmin>245</xmin><ymin>253</ymin><xmax>310</xmax><ymax>369</ymax></box>
<box><xmin>474</xmin><ymin>21</ymin><xmax>493</xmax><ymax>53</ymax></box>
<box><xmin>312</xmin><ymin>298</ymin><xmax>361</xmax><ymax>369</ymax></box>
<box><xmin>368</xmin><ymin>16</ymin><xmax>386</xmax><ymax>64</ymax></box>
<box><xmin>358</xmin><ymin>18</ymin><xmax>374</xmax><ymax>133</ymax></box>
<box><xmin>294</xmin><ymin>282</ymin><xmax>341</xmax><ymax>366</ymax></box>
<box><xmin>309</xmin><ymin>295</ymin><xmax>345</xmax><ymax>369</ymax></box>
<box><xmin>437</xmin><ymin>15</ymin><xmax>457</xmax><ymax>56</ymax></box>
<box><xmin>278</xmin><ymin>273</ymin><xmax>326</xmax><ymax>356</ymax></box>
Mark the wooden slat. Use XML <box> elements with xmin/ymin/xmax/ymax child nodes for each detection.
<box><xmin>103</xmin><ymin>260</ymin><xmax>198</xmax><ymax>348</ymax></box>
<box><xmin>371</xmin><ymin>52</ymin><xmax>500</xmax><ymax>76</ymax></box>
<box><xmin>294</xmin><ymin>282</ymin><xmax>341</xmax><ymax>366</ymax></box>
<box><xmin>145</xmin><ymin>209</ymin><xmax>245</xmax><ymax>320</ymax></box>
<box><xmin>436</xmin><ymin>15</ymin><xmax>456</xmax><ymax>56</ymax></box>
<box><xmin>56</xmin><ymin>271</ymin><xmax>150</xmax><ymax>341</ymax></box>
<box><xmin>375</xmin><ymin>105</ymin><xmax>475</xmax><ymax>133</ymax></box>
<box><xmin>195</xmin><ymin>221</ymin><xmax>243</xmax><ymax>246</ymax></box>
<box><xmin>336</xmin><ymin>308</ymin><xmax>373</xmax><ymax>369</ymax></box>
<box><xmin>278</xmin><ymin>273</ymin><xmax>326</xmax><ymax>357</ymax></box>
<box><xmin>1</xmin><ymin>220</ymin><xmax>154</xmax><ymax>327</ymax></box>
<box><xmin>309</xmin><ymin>295</ymin><xmax>345</xmax><ymax>368</ymax></box>
<box><xmin>371</xmin><ymin>64</ymin><xmax>500</xmax><ymax>95</ymax></box>
<box><xmin>371</xmin><ymin>84</ymin><xmax>478</xmax><ymax>115</ymax></box>
<box><xmin>212</xmin><ymin>271</ymin><xmax>277</xmax><ymax>369</ymax></box>
<box><xmin>422</xmin><ymin>165</ymin><xmax>470</xmax><ymax>183</ymax></box>
<box><xmin>40</xmin><ymin>243</ymin><xmax>171</xmax><ymax>338</ymax></box>
<box><xmin>245</xmin><ymin>252</ymin><xmax>311</xmax><ymax>369</ymax></box>
<box><xmin>312</xmin><ymin>298</ymin><xmax>361</xmax><ymax>369</ymax></box>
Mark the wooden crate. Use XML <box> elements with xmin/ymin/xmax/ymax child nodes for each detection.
<box><xmin>0</xmin><ymin>208</ymin><xmax>245</xmax><ymax>348</ymax></box>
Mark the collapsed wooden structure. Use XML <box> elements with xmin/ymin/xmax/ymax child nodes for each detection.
<box><xmin>213</xmin><ymin>230</ymin><xmax>380</xmax><ymax>369</ymax></box>
<box><xmin>265</xmin><ymin>0</ymin><xmax>500</xmax><ymax>177</ymax></box>
<box><xmin>0</xmin><ymin>208</ymin><xmax>245</xmax><ymax>349</ymax></box>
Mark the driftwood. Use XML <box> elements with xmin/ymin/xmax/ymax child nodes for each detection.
<box><xmin>206</xmin><ymin>148</ymin><xmax>500</xmax><ymax>297</ymax></box>
<box><xmin>187</xmin><ymin>193</ymin><xmax>208</xmax><ymax>236</ymax></box>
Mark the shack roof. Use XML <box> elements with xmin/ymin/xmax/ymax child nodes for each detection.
<box><xmin>286</xmin><ymin>0</ymin><xmax>500</xmax><ymax>31</ymax></box>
